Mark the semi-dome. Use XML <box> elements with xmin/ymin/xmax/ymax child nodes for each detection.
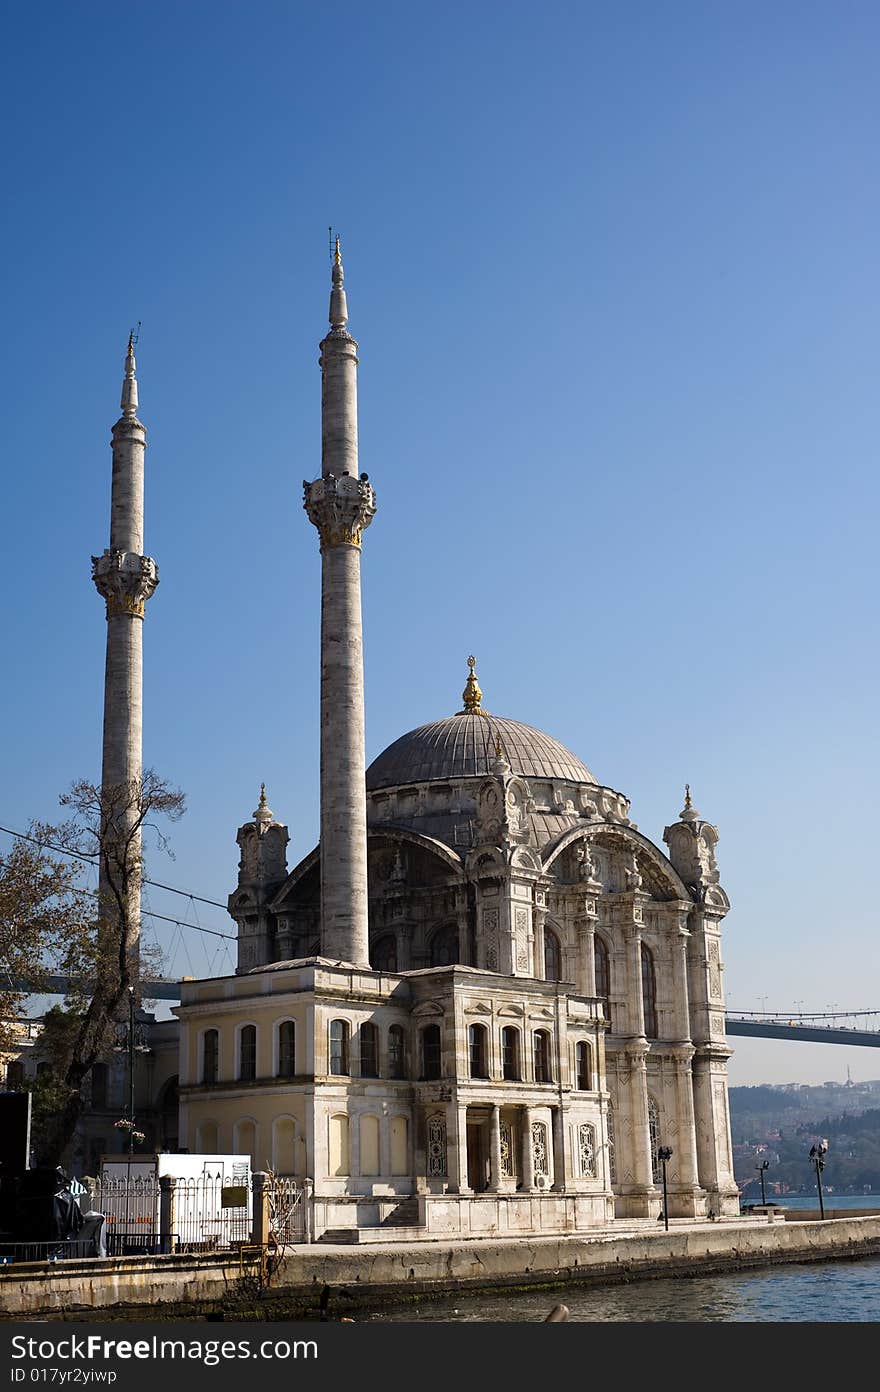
<box><xmin>366</xmin><ymin>712</ymin><xmax>596</xmax><ymax>791</ymax></box>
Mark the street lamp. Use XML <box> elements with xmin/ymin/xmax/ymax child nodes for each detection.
<box><xmin>657</xmin><ymin>1146</ymin><xmax>673</xmax><ymax>1231</ymax></box>
<box><xmin>756</xmin><ymin>1160</ymin><xmax>770</xmax><ymax>1206</ymax></box>
<box><xmin>809</xmin><ymin>1140</ymin><xmax>828</xmax><ymax>1219</ymax></box>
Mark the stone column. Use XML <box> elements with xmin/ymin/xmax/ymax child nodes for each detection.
<box><xmin>624</xmin><ymin>921</ymin><xmax>645</xmax><ymax>1037</ymax></box>
<box><xmin>532</xmin><ymin>908</ymin><xmax>546</xmax><ymax>980</ymax></box>
<box><xmin>628</xmin><ymin>1045</ymin><xmax>655</xmax><ymax>1193</ymax></box>
<box><xmin>304</xmin><ymin>243</ymin><xmax>376</xmax><ymax>968</ymax></box>
<box><xmin>671</xmin><ymin>1048</ymin><xmax>700</xmax><ymax>1194</ymax></box>
<box><xmin>551</xmin><ymin>1105</ymin><xmax>567</xmax><ymax>1191</ymax></box>
<box><xmin>488</xmin><ymin>1105</ymin><xmax>502</xmax><ymax>1191</ymax></box>
<box><xmin>447</xmin><ymin>1101</ymin><xmax>468</xmax><ymax>1193</ymax></box>
<box><xmin>91</xmin><ymin>338</ymin><xmax>159</xmax><ymax>1003</ymax></box>
<box><xmin>520</xmin><ymin>1106</ymin><xmax>535</xmax><ymax>1191</ymax></box>
<box><xmin>577</xmin><ymin>917</ymin><xmax>596</xmax><ymax>997</ymax></box>
<box><xmin>673</xmin><ymin>924</ymin><xmax>693</xmax><ymax>1040</ymax></box>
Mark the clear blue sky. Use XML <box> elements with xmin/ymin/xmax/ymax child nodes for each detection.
<box><xmin>2</xmin><ymin>2</ymin><xmax>878</xmax><ymax>1084</ymax></box>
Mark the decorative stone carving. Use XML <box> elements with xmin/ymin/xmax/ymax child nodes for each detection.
<box><xmin>426</xmin><ymin>1113</ymin><xmax>447</xmax><ymax>1177</ymax></box>
<box><xmin>92</xmin><ymin>548</ymin><xmax>159</xmax><ymax>618</ymax></box>
<box><xmin>303</xmin><ymin>472</ymin><xmax>376</xmax><ymax>551</ymax></box>
<box><xmin>578</xmin><ymin>1123</ymin><xmax>596</xmax><ymax>1178</ymax></box>
<box><xmin>500</xmin><ymin>1120</ymin><xmax>514</xmax><ymax>1179</ymax></box>
<box><xmin>531</xmin><ymin>1121</ymin><xmax>549</xmax><ymax>1177</ymax></box>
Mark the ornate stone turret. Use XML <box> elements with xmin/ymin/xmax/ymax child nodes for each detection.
<box><xmin>663</xmin><ymin>785</ymin><xmax>721</xmax><ymax>900</ymax></box>
<box><xmin>229</xmin><ymin>785</ymin><xmax>290</xmax><ymax>972</ymax></box>
<box><xmin>91</xmin><ymin>335</ymin><xmax>160</xmax><ymax>1000</ymax></box>
<box><xmin>303</xmin><ymin>240</ymin><xmax>376</xmax><ymax>967</ymax></box>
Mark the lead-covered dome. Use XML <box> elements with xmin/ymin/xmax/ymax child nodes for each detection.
<box><xmin>366</xmin><ymin>712</ymin><xmax>596</xmax><ymax>791</ymax></box>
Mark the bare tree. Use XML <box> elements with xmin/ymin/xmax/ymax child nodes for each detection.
<box><xmin>0</xmin><ymin>831</ymin><xmax>93</xmax><ymax>1054</ymax></box>
<box><xmin>34</xmin><ymin>769</ymin><xmax>185</xmax><ymax>1166</ymax></box>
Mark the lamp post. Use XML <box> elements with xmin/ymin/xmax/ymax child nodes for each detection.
<box><xmin>809</xmin><ymin>1140</ymin><xmax>828</xmax><ymax>1219</ymax></box>
<box><xmin>756</xmin><ymin>1160</ymin><xmax>769</xmax><ymax>1206</ymax></box>
<box><xmin>657</xmin><ymin>1146</ymin><xmax>673</xmax><ymax>1231</ymax></box>
<box><xmin>127</xmin><ymin>986</ymin><xmax>135</xmax><ymax>1157</ymax></box>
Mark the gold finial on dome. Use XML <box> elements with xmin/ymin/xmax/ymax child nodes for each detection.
<box><xmin>334</xmin><ymin>235</ymin><xmax>342</xmax><ymax>266</ymax></box>
<box><xmin>254</xmin><ymin>782</ymin><xmax>273</xmax><ymax>823</ymax></box>
<box><xmin>461</xmin><ymin>655</ymin><xmax>489</xmax><ymax>715</ymax></box>
<box><xmin>684</xmin><ymin>783</ymin><xmax>692</xmax><ymax>809</ymax></box>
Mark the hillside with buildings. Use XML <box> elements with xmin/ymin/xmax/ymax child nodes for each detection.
<box><xmin>730</xmin><ymin>1080</ymin><xmax>880</xmax><ymax>1196</ymax></box>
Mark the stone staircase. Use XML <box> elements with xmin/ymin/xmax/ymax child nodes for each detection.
<box><xmin>316</xmin><ymin>1197</ymin><xmax>424</xmax><ymax>1244</ymax></box>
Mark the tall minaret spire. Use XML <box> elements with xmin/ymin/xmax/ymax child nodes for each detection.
<box><xmin>304</xmin><ymin>241</ymin><xmax>376</xmax><ymax>967</ymax></box>
<box><xmin>91</xmin><ymin>335</ymin><xmax>160</xmax><ymax>1002</ymax></box>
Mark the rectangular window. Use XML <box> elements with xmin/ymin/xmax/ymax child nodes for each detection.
<box><xmin>360</xmin><ymin>1023</ymin><xmax>379</xmax><ymax>1077</ymax></box>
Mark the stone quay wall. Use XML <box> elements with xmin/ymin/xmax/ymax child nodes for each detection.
<box><xmin>2</xmin><ymin>1216</ymin><xmax>880</xmax><ymax>1319</ymax></box>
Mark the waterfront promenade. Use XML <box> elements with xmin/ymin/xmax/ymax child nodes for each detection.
<box><xmin>3</xmin><ymin>1212</ymin><xmax>880</xmax><ymax>1320</ymax></box>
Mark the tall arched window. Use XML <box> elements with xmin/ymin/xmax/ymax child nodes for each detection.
<box><xmin>238</xmin><ymin>1025</ymin><xmax>257</xmax><ymax>1082</ymax></box>
<box><xmin>360</xmin><ymin>1022</ymin><xmax>379</xmax><ymax>1077</ymax></box>
<box><xmin>371</xmin><ymin>935</ymin><xmax>398</xmax><ymax>972</ymax></box>
<box><xmin>533</xmin><ymin>1029</ymin><xmax>552</xmax><ymax>1083</ymax></box>
<box><xmin>575</xmin><ymin>1040</ymin><xmax>591</xmax><ymax>1090</ymax></box>
<box><xmin>388</xmin><ymin>1024</ymin><xmax>406</xmax><ymax>1079</ymax></box>
<box><xmin>594</xmin><ymin>936</ymin><xmax>610</xmax><ymax>1006</ymax></box>
<box><xmin>430</xmin><ymin>925</ymin><xmax>460</xmax><ymax>967</ymax></box>
<box><xmin>544</xmin><ymin>929</ymin><xmax>562</xmax><ymax>982</ymax></box>
<box><xmin>276</xmin><ymin>1021</ymin><xmax>295</xmax><ymax>1078</ymax></box>
<box><xmin>329</xmin><ymin>1019</ymin><xmax>350</xmax><ymax>1076</ymax></box>
<box><xmin>641</xmin><ymin>943</ymin><xmax>658</xmax><ymax>1038</ymax></box>
<box><xmin>90</xmin><ymin>1062</ymin><xmax>108</xmax><ymax>1107</ymax></box>
<box><xmin>202</xmin><ymin>1029</ymin><xmax>219</xmax><ymax>1085</ymax></box>
<box><xmin>468</xmin><ymin>1023</ymin><xmax>488</xmax><ymax>1079</ymax></box>
<box><xmin>421</xmin><ymin>1024</ymin><xmax>442</xmax><ymax>1080</ymax></box>
<box><xmin>648</xmin><ymin>1095</ymin><xmax>662</xmax><ymax>1183</ymax></box>
<box><xmin>501</xmin><ymin>1026</ymin><xmax>520</xmax><ymax>1081</ymax></box>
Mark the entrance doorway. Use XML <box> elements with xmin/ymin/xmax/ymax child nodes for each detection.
<box><xmin>466</xmin><ymin>1121</ymin><xmax>489</xmax><ymax>1192</ymax></box>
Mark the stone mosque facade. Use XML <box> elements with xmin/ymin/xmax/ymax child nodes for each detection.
<box><xmin>86</xmin><ymin>244</ymin><xmax>740</xmax><ymax>1236</ymax></box>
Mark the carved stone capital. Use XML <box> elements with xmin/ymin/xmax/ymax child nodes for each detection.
<box><xmin>92</xmin><ymin>549</ymin><xmax>159</xmax><ymax>618</ymax></box>
<box><xmin>303</xmin><ymin>473</ymin><xmax>376</xmax><ymax>551</ymax></box>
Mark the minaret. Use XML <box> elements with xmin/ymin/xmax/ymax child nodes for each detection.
<box><xmin>303</xmin><ymin>240</ymin><xmax>376</xmax><ymax>967</ymax></box>
<box><xmin>91</xmin><ymin>335</ymin><xmax>159</xmax><ymax>998</ymax></box>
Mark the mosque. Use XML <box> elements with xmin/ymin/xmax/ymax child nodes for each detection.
<box><xmin>78</xmin><ymin>244</ymin><xmax>741</xmax><ymax>1237</ymax></box>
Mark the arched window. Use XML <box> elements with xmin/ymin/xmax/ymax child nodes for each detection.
<box><xmin>533</xmin><ymin>1029</ymin><xmax>552</xmax><ymax>1083</ymax></box>
<box><xmin>202</xmin><ymin>1029</ymin><xmax>219</xmax><ymax>1085</ymax></box>
<box><xmin>388</xmin><ymin>1024</ymin><xmax>406</xmax><ymax>1079</ymax></box>
<box><xmin>501</xmin><ymin>1026</ymin><xmax>520</xmax><ymax>1081</ymax></box>
<box><xmin>421</xmin><ymin>1024</ymin><xmax>442</xmax><ymax>1080</ymax></box>
<box><xmin>276</xmin><ymin>1021</ymin><xmax>295</xmax><ymax>1078</ymax></box>
<box><xmin>5</xmin><ymin>1061</ymin><xmax>24</xmax><ymax>1090</ymax></box>
<box><xmin>544</xmin><ymin>929</ymin><xmax>562</xmax><ymax>982</ymax></box>
<box><xmin>233</xmin><ymin>1117</ymin><xmax>256</xmax><ymax>1162</ymax></box>
<box><xmin>468</xmin><ymin>1023</ymin><xmax>488</xmax><ymax>1079</ymax></box>
<box><xmin>238</xmin><ymin>1025</ymin><xmax>257</xmax><ymax>1082</ymax></box>
<box><xmin>360</xmin><ymin>1022</ymin><xmax>379</xmax><ymax>1077</ymax></box>
<box><xmin>371</xmin><ymin>935</ymin><xmax>398</xmax><ymax>972</ymax></box>
<box><xmin>575</xmin><ymin>1040</ymin><xmax>591</xmax><ymax>1091</ymax></box>
<box><xmin>329</xmin><ymin>1114</ymin><xmax>350</xmax><ymax>1176</ymax></box>
<box><xmin>359</xmin><ymin>1114</ymin><xmax>380</xmax><ymax>1176</ymax></box>
<box><xmin>648</xmin><ymin>1095</ymin><xmax>661</xmax><ymax>1183</ymax></box>
<box><xmin>594</xmin><ymin>936</ymin><xmax>610</xmax><ymax>1005</ymax></box>
<box><xmin>196</xmin><ymin>1120</ymin><xmax>218</xmax><ymax>1154</ymax></box>
<box><xmin>430</xmin><ymin>925</ymin><xmax>459</xmax><ymax>967</ymax></box>
<box><xmin>90</xmin><ymin>1062</ymin><xmax>108</xmax><ymax>1108</ymax></box>
<box><xmin>641</xmin><ymin>943</ymin><xmax>658</xmax><ymax>1038</ymax></box>
<box><xmin>329</xmin><ymin>1019</ymin><xmax>350</xmax><ymax>1076</ymax></box>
